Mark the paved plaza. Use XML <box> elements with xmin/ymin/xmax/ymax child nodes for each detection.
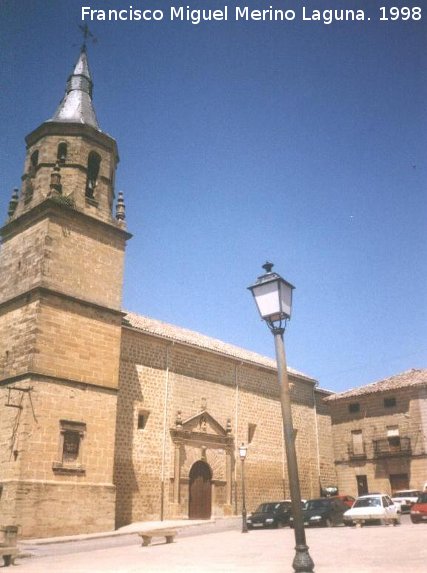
<box><xmin>10</xmin><ymin>517</ymin><xmax>427</xmax><ymax>573</ymax></box>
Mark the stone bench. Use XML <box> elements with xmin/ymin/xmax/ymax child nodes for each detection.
<box><xmin>138</xmin><ymin>529</ymin><xmax>177</xmax><ymax>547</ymax></box>
<box><xmin>0</xmin><ymin>546</ymin><xmax>19</xmax><ymax>567</ymax></box>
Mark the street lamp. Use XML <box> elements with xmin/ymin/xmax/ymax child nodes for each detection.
<box><xmin>248</xmin><ymin>262</ymin><xmax>314</xmax><ymax>573</ymax></box>
<box><xmin>239</xmin><ymin>443</ymin><xmax>248</xmax><ymax>533</ymax></box>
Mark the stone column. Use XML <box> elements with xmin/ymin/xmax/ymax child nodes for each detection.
<box><xmin>226</xmin><ymin>447</ymin><xmax>233</xmax><ymax>506</ymax></box>
<box><xmin>173</xmin><ymin>442</ymin><xmax>181</xmax><ymax>504</ymax></box>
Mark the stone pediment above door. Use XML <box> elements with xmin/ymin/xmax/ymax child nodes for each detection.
<box><xmin>170</xmin><ymin>410</ymin><xmax>233</xmax><ymax>447</ymax></box>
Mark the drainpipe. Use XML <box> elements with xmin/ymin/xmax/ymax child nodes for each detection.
<box><xmin>233</xmin><ymin>362</ymin><xmax>241</xmax><ymax>514</ymax></box>
<box><xmin>160</xmin><ymin>342</ymin><xmax>173</xmax><ymax>521</ymax></box>
<box><xmin>312</xmin><ymin>384</ymin><xmax>321</xmax><ymax>496</ymax></box>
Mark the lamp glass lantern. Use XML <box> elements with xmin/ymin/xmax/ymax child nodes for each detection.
<box><xmin>239</xmin><ymin>443</ymin><xmax>247</xmax><ymax>461</ymax></box>
<box><xmin>248</xmin><ymin>262</ymin><xmax>295</xmax><ymax>326</ymax></box>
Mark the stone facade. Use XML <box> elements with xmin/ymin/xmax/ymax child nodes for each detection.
<box><xmin>325</xmin><ymin>369</ymin><xmax>427</xmax><ymax>497</ymax></box>
<box><xmin>113</xmin><ymin>321</ymin><xmax>336</xmax><ymax>529</ymax></box>
<box><xmin>0</xmin><ymin>48</ymin><xmax>337</xmax><ymax>539</ymax></box>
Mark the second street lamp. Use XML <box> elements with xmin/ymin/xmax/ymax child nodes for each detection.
<box><xmin>248</xmin><ymin>262</ymin><xmax>314</xmax><ymax>573</ymax></box>
<box><xmin>239</xmin><ymin>443</ymin><xmax>248</xmax><ymax>533</ymax></box>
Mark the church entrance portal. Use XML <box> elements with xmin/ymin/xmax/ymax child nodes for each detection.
<box><xmin>188</xmin><ymin>461</ymin><xmax>212</xmax><ymax>519</ymax></box>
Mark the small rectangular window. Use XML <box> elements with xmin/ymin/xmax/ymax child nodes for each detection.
<box><xmin>348</xmin><ymin>402</ymin><xmax>360</xmax><ymax>413</ymax></box>
<box><xmin>53</xmin><ymin>420</ymin><xmax>86</xmax><ymax>475</ymax></box>
<box><xmin>384</xmin><ymin>397</ymin><xmax>396</xmax><ymax>408</ymax></box>
<box><xmin>137</xmin><ymin>411</ymin><xmax>150</xmax><ymax>430</ymax></box>
<box><xmin>248</xmin><ymin>423</ymin><xmax>257</xmax><ymax>444</ymax></box>
<box><xmin>63</xmin><ymin>430</ymin><xmax>80</xmax><ymax>462</ymax></box>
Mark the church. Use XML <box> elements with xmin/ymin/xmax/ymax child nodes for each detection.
<box><xmin>0</xmin><ymin>47</ymin><xmax>336</xmax><ymax>538</ymax></box>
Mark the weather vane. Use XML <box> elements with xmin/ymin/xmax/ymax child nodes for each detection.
<box><xmin>78</xmin><ymin>24</ymin><xmax>97</xmax><ymax>51</ymax></box>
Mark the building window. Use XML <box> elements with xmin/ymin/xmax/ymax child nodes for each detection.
<box><xmin>248</xmin><ymin>423</ymin><xmax>257</xmax><ymax>444</ymax></box>
<box><xmin>85</xmin><ymin>151</ymin><xmax>101</xmax><ymax>199</ymax></box>
<box><xmin>387</xmin><ymin>425</ymin><xmax>400</xmax><ymax>451</ymax></box>
<box><xmin>348</xmin><ymin>402</ymin><xmax>360</xmax><ymax>413</ymax></box>
<box><xmin>53</xmin><ymin>420</ymin><xmax>86</xmax><ymax>475</ymax></box>
<box><xmin>63</xmin><ymin>430</ymin><xmax>80</xmax><ymax>462</ymax></box>
<box><xmin>384</xmin><ymin>397</ymin><xmax>396</xmax><ymax>408</ymax></box>
<box><xmin>57</xmin><ymin>142</ymin><xmax>67</xmax><ymax>164</ymax></box>
<box><xmin>351</xmin><ymin>430</ymin><xmax>364</xmax><ymax>456</ymax></box>
<box><xmin>137</xmin><ymin>411</ymin><xmax>149</xmax><ymax>430</ymax></box>
<box><xmin>30</xmin><ymin>150</ymin><xmax>39</xmax><ymax>171</ymax></box>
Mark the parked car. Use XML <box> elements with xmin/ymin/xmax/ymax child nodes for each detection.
<box><xmin>410</xmin><ymin>492</ymin><xmax>427</xmax><ymax>524</ymax></box>
<box><xmin>289</xmin><ymin>497</ymin><xmax>348</xmax><ymax>528</ymax></box>
<box><xmin>391</xmin><ymin>490</ymin><xmax>422</xmax><ymax>513</ymax></box>
<box><xmin>343</xmin><ymin>494</ymin><xmax>400</xmax><ymax>526</ymax></box>
<box><xmin>247</xmin><ymin>500</ymin><xmax>294</xmax><ymax>529</ymax></box>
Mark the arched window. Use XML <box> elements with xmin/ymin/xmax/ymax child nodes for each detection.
<box><xmin>57</xmin><ymin>142</ymin><xmax>67</xmax><ymax>164</ymax></box>
<box><xmin>85</xmin><ymin>151</ymin><xmax>101</xmax><ymax>199</ymax></box>
<box><xmin>30</xmin><ymin>150</ymin><xmax>39</xmax><ymax>173</ymax></box>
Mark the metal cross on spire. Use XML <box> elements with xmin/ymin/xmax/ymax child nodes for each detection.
<box><xmin>78</xmin><ymin>24</ymin><xmax>97</xmax><ymax>51</ymax></box>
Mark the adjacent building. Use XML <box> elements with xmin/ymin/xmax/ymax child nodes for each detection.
<box><xmin>325</xmin><ymin>369</ymin><xmax>427</xmax><ymax>496</ymax></box>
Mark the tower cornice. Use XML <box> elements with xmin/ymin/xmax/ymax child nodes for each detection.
<box><xmin>0</xmin><ymin>196</ymin><xmax>132</xmax><ymax>242</ymax></box>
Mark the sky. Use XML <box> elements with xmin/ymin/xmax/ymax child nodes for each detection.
<box><xmin>1</xmin><ymin>0</ymin><xmax>426</xmax><ymax>393</ymax></box>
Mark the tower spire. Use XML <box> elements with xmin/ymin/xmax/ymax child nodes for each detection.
<box><xmin>50</xmin><ymin>46</ymin><xmax>99</xmax><ymax>129</ymax></box>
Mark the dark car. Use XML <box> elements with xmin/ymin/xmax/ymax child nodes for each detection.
<box><xmin>290</xmin><ymin>497</ymin><xmax>347</xmax><ymax>527</ymax></box>
<box><xmin>247</xmin><ymin>500</ymin><xmax>294</xmax><ymax>529</ymax></box>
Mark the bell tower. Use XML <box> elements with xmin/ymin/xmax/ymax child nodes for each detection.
<box><xmin>0</xmin><ymin>47</ymin><xmax>131</xmax><ymax>537</ymax></box>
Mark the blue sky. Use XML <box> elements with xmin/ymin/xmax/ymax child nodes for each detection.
<box><xmin>1</xmin><ymin>0</ymin><xmax>426</xmax><ymax>392</ymax></box>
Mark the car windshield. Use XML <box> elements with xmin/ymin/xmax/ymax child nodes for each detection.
<box><xmin>254</xmin><ymin>502</ymin><xmax>290</xmax><ymax>513</ymax></box>
<box><xmin>304</xmin><ymin>499</ymin><xmax>330</xmax><ymax>510</ymax></box>
<box><xmin>416</xmin><ymin>493</ymin><xmax>427</xmax><ymax>503</ymax></box>
<box><xmin>353</xmin><ymin>497</ymin><xmax>381</xmax><ymax>508</ymax></box>
<box><xmin>394</xmin><ymin>491</ymin><xmax>420</xmax><ymax>497</ymax></box>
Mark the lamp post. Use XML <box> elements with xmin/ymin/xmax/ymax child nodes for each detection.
<box><xmin>248</xmin><ymin>262</ymin><xmax>314</xmax><ymax>572</ymax></box>
<box><xmin>239</xmin><ymin>443</ymin><xmax>248</xmax><ymax>533</ymax></box>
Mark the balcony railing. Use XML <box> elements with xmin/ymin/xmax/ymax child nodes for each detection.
<box><xmin>373</xmin><ymin>437</ymin><xmax>411</xmax><ymax>458</ymax></box>
<box><xmin>347</xmin><ymin>443</ymin><xmax>367</xmax><ymax>460</ymax></box>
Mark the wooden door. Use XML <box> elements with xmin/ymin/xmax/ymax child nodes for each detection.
<box><xmin>356</xmin><ymin>475</ymin><xmax>368</xmax><ymax>496</ymax></box>
<box><xmin>390</xmin><ymin>473</ymin><xmax>409</xmax><ymax>493</ymax></box>
<box><xmin>189</xmin><ymin>461</ymin><xmax>212</xmax><ymax>519</ymax></box>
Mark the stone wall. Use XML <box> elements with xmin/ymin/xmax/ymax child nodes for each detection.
<box><xmin>0</xmin><ymin>377</ymin><xmax>117</xmax><ymax>537</ymax></box>
<box><xmin>0</xmin><ymin>209</ymin><xmax>126</xmax><ymax>312</ymax></box>
<box><xmin>34</xmin><ymin>294</ymin><xmax>122</xmax><ymax>390</ymax></box>
<box><xmin>114</xmin><ymin>327</ymin><xmax>332</xmax><ymax>527</ymax></box>
<box><xmin>315</xmin><ymin>391</ymin><xmax>337</xmax><ymax>490</ymax></box>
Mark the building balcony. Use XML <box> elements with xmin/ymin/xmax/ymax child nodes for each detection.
<box><xmin>373</xmin><ymin>437</ymin><xmax>412</xmax><ymax>458</ymax></box>
<box><xmin>347</xmin><ymin>443</ymin><xmax>367</xmax><ymax>460</ymax></box>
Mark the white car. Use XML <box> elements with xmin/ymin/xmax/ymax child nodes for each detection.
<box><xmin>391</xmin><ymin>490</ymin><xmax>422</xmax><ymax>513</ymax></box>
<box><xmin>343</xmin><ymin>494</ymin><xmax>400</xmax><ymax>526</ymax></box>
